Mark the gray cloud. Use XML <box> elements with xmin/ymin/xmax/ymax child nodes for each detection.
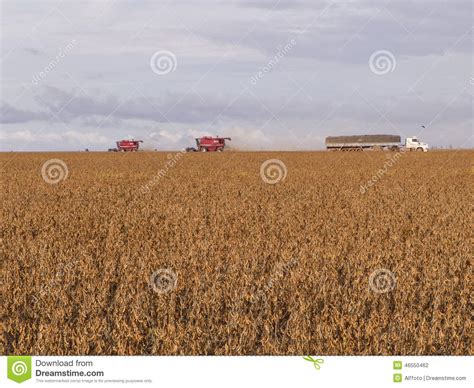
<box><xmin>11</xmin><ymin>85</ymin><xmax>470</xmax><ymax>131</ymax></box>
<box><xmin>24</xmin><ymin>47</ymin><xmax>45</xmax><ymax>56</ymax></box>
<box><xmin>0</xmin><ymin>102</ymin><xmax>49</xmax><ymax>124</ymax></box>
<box><xmin>33</xmin><ymin>86</ymin><xmax>267</xmax><ymax>124</ymax></box>
<box><xmin>0</xmin><ymin>0</ymin><xmax>472</xmax><ymax>151</ymax></box>
<box><xmin>203</xmin><ymin>1</ymin><xmax>472</xmax><ymax>62</ymax></box>
<box><xmin>236</xmin><ymin>0</ymin><xmax>329</xmax><ymax>10</ymax></box>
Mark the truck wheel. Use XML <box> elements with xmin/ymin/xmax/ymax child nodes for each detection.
<box><xmin>201</xmin><ymin>148</ymin><xmax>207</xmax><ymax>152</ymax></box>
<box><xmin>417</xmin><ymin>147</ymin><xmax>424</xmax><ymax>152</ymax></box>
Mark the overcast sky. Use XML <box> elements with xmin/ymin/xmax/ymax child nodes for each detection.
<box><xmin>0</xmin><ymin>0</ymin><xmax>472</xmax><ymax>151</ymax></box>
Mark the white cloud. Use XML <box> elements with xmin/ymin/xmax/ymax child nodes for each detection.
<box><xmin>0</xmin><ymin>0</ymin><xmax>471</xmax><ymax>150</ymax></box>
<box><xmin>0</xmin><ymin>129</ymin><xmax>108</xmax><ymax>144</ymax></box>
<box><xmin>0</xmin><ymin>130</ymin><xmax>38</xmax><ymax>142</ymax></box>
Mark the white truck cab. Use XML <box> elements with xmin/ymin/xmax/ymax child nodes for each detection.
<box><xmin>405</xmin><ymin>137</ymin><xmax>429</xmax><ymax>152</ymax></box>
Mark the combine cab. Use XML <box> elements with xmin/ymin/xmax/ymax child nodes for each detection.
<box><xmin>109</xmin><ymin>139</ymin><xmax>143</xmax><ymax>152</ymax></box>
<box><xmin>186</xmin><ymin>136</ymin><xmax>231</xmax><ymax>152</ymax></box>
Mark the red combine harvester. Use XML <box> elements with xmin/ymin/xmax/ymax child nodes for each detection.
<box><xmin>186</xmin><ymin>136</ymin><xmax>231</xmax><ymax>152</ymax></box>
<box><xmin>108</xmin><ymin>139</ymin><xmax>143</xmax><ymax>152</ymax></box>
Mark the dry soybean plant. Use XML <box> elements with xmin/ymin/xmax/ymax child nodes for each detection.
<box><xmin>1</xmin><ymin>151</ymin><xmax>472</xmax><ymax>355</ymax></box>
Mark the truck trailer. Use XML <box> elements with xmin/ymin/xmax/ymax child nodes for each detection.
<box><xmin>325</xmin><ymin>135</ymin><xmax>428</xmax><ymax>152</ymax></box>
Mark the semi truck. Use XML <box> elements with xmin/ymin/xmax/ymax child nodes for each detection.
<box><xmin>325</xmin><ymin>135</ymin><xmax>429</xmax><ymax>152</ymax></box>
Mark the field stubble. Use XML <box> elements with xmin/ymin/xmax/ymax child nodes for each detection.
<box><xmin>1</xmin><ymin>151</ymin><xmax>472</xmax><ymax>355</ymax></box>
